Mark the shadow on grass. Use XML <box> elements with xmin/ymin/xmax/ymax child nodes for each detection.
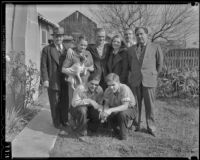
<box><xmin>158</xmin><ymin>97</ymin><xmax>199</xmax><ymax>108</ymax></box>
<box><xmin>58</xmin><ymin>122</ymin><xmax>114</xmax><ymax>141</ymax></box>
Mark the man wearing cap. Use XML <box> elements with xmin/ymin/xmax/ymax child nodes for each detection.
<box><xmin>127</xmin><ymin>27</ymin><xmax>164</xmax><ymax>136</ymax></box>
<box><xmin>40</xmin><ymin>27</ymin><xmax>69</xmax><ymax>128</ymax></box>
<box><xmin>70</xmin><ymin>74</ymin><xmax>103</xmax><ymax>136</ymax></box>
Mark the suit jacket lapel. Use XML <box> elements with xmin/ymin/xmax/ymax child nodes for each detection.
<box><xmin>107</xmin><ymin>53</ymin><xmax>113</xmax><ymax>72</ymax></box>
<box><xmin>50</xmin><ymin>44</ymin><xmax>60</xmax><ymax>65</ymax></box>
<box><xmin>132</xmin><ymin>45</ymin><xmax>140</xmax><ymax>63</ymax></box>
<box><xmin>141</xmin><ymin>42</ymin><xmax>151</xmax><ymax>67</ymax></box>
<box><xmin>89</xmin><ymin>45</ymin><xmax>99</xmax><ymax>58</ymax></box>
<box><xmin>101</xmin><ymin>44</ymin><xmax>108</xmax><ymax>59</ymax></box>
<box><xmin>92</xmin><ymin>43</ymin><xmax>108</xmax><ymax>59</ymax></box>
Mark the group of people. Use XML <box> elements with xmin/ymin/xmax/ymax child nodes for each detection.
<box><xmin>40</xmin><ymin>26</ymin><xmax>164</xmax><ymax>140</ymax></box>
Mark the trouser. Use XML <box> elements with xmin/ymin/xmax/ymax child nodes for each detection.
<box><xmin>68</xmin><ymin>85</ymin><xmax>73</xmax><ymax>113</ymax></box>
<box><xmin>70</xmin><ymin>105</ymin><xmax>100</xmax><ymax>133</ymax></box>
<box><xmin>47</xmin><ymin>89</ymin><xmax>61</xmax><ymax>127</ymax></box>
<box><xmin>48</xmin><ymin>88</ymin><xmax>68</xmax><ymax>127</ymax></box>
<box><xmin>131</xmin><ymin>83</ymin><xmax>156</xmax><ymax>130</ymax></box>
<box><xmin>107</xmin><ymin>107</ymin><xmax>137</xmax><ymax>138</ymax></box>
<box><xmin>59</xmin><ymin>81</ymin><xmax>69</xmax><ymax>125</ymax></box>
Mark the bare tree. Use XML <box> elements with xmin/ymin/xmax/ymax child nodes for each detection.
<box><xmin>89</xmin><ymin>4</ymin><xmax>198</xmax><ymax>42</ymax></box>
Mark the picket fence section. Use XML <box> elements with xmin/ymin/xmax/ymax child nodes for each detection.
<box><xmin>164</xmin><ymin>48</ymin><xmax>199</xmax><ymax>69</ymax></box>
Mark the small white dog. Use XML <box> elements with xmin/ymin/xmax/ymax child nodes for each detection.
<box><xmin>65</xmin><ymin>55</ymin><xmax>94</xmax><ymax>90</ymax></box>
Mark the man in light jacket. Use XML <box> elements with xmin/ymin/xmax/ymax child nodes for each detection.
<box><xmin>127</xmin><ymin>27</ymin><xmax>164</xmax><ymax>136</ymax></box>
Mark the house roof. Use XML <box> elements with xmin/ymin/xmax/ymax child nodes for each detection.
<box><xmin>58</xmin><ymin>10</ymin><xmax>97</xmax><ymax>26</ymax></box>
<box><xmin>38</xmin><ymin>13</ymin><xmax>59</xmax><ymax>28</ymax></box>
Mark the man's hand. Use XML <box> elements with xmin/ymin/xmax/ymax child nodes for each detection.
<box><xmin>83</xmin><ymin>98</ymin><xmax>92</xmax><ymax>105</ymax></box>
<box><xmin>103</xmin><ymin>108</ymin><xmax>112</xmax><ymax>116</ymax></box>
<box><xmin>84</xmin><ymin>99</ymin><xmax>97</xmax><ymax>107</ymax></box>
<box><xmin>96</xmin><ymin>105</ymin><xmax>104</xmax><ymax>112</ymax></box>
<box><xmin>43</xmin><ymin>81</ymin><xmax>49</xmax><ymax>88</ymax></box>
<box><xmin>87</xmin><ymin>65</ymin><xmax>94</xmax><ymax>71</ymax></box>
<box><xmin>66</xmin><ymin>48</ymin><xmax>75</xmax><ymax>59</ymax></box>
<box><xmin>83</xmin><ymin>99</ymin><xmax>102</xmax><ymax>110</ymax></box>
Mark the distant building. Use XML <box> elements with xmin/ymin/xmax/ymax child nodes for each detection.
<box><xmin>58</xmin><ymin>10</ymin><xmax>97</xmax><ymax>44</ymax></box>
<box><xmin>38</xmin><ymin>13</ymin><xmax>58</xmax><ymax>51</ymax></box>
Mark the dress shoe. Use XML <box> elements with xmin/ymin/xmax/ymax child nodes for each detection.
<box><xmin>112</xmin><ymin>128</ymin><xmax>127</xmax><ymax>140</ymax></box>
<box><xmin>62</xmin><ymin>122</ymin><xmax>70</xmax><ymax>127</ymax></box>
<box><xmin>112</xmin><ymin>128</ymin><xmax>120</xmax><ymax>137</ymax></box>
<box><xmin>147</xmin><ymin>128</ymin><xmax>156</xmax><ymax>137</ymax></box>
<box><xmin>134</xmin><ymin>126</ymin><xmax>141</xmax><ymax>132</ymax></box>
<box><xmin>54</xmin><ymin>123</ymin><xmax>62</xmax><ymax>129</ymax></box>
<box><xmin>119</xmin><ymin>134</ymin><xmax>127</xmax><ymax>140</ymax></box>
<box><xmin>79</xmin><ymin>130</ymin><xmax>87</xmax><ymax>136</ymax></box>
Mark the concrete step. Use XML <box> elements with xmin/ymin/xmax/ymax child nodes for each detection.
<box><xmin>12</xmin><ymin>108</ymin><xmax>59</xmax><ymax>157</ymax></box>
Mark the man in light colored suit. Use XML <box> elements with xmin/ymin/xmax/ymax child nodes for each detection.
<box><xmin>127</xmin><ymin>27</ymin><xmax>164</xmax><ymax>136</ymax></box>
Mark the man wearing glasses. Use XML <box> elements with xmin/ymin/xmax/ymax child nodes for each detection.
<box><xmin>70</xmin><ymin>74</ymin><xmax>104</xmax><ymax>137</ymax></box>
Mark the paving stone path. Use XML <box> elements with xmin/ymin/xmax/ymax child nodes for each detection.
<box><xmin>12</xmin><ymin>91</ymin><xmax>59</xmax><ymax>158</ymax></box>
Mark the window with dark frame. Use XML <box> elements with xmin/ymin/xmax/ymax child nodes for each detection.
<box><xmin>42</xmin><ymin>29</ymin><xmax>47</xmax><ymax>45</ymax></box>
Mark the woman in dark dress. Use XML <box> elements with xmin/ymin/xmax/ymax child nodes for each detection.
<box><xmin>106</xmin><ymin>35</ymin><xmax>129</xmax><ymax>85</ymax></box>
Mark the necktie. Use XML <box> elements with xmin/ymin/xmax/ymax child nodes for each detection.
<box><xmin>141</xmin><ymin>45</ymin><xmax>144</xmax><ymax>52</ymax></box>
<box><xmin>58</xmin><ymin>44</ymin><xmax>62</xmax><ymax>53</ymax></box>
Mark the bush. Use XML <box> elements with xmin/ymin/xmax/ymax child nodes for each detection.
<box><xmin>156</xmin><ymin>65</ymin><xmax>199</xmax><ymax>99</ymax></box>
<box><xmin>6</xmin><ymin>51</ymin><xmax>40</xmax><ymax>113</ymax></box>
<box><xmin>6</xmin><ymin>106</ymin><xmax>23</xmax><ymax>136</ymax></box>
<box><xmin>6</xmin><ymin>51</ymin><xmax>41</xmax><ymax>138</ymax></box>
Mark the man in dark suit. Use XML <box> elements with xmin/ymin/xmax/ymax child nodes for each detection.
<box><xmin>40</xmin><ymin>27</ymin><xmax>69</xmax><ymax>128</ymax></box>
<box><xmin>87</xmin><ymin>28</ymin><xmax>111</xmax><ymax>90</ymax></box>
<box><xmin>127</xmin><ymin>27</ymin><xmax>164</xmax><ymax>136</ymax></box>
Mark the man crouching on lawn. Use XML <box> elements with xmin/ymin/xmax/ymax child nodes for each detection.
<box><xmin>70</xmin><ymin>74</ymin><xmax>103</xmax><ymax>136</ymax></box>
<box><xmin>100</xmin><ymin>73</ymin><xmax>137</xmax><ymax>140</ymax></box>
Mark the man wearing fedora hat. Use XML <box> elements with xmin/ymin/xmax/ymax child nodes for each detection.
<box><xmin>41</xmin><ymin>27</ymin><xmax>70</xmax><ymax>128</ymax></box>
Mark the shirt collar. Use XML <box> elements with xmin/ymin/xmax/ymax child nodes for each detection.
<box><xmin>54</xmin><ymin>43</ymin><xmax>63</xmax><ymax>50</ymax></box>
<box><xmin>113</xmin><ymin>84</ymin><xmax>121</xmax><ymax>96</ymax></box>
<box><xmin>126</xmin><ymin>41</ymin><xmax>134</xmax><ymax>47</ymax></box>
<box><xmin>96</xmin><ymin>42</ymin><xmax>105</xmax><ymax>48</ymax></box>
<box><xmin>113</xmin><ymin>49</ymin><xmax>119</xmax><ymax>55</ymax></box>
<box><xmin>85</xmin><ymin>85</ymin><xmax>98</xmax><ymax>95</ymax></box>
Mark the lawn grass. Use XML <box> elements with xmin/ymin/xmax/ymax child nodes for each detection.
<box><xmin>50</xmin><ymin>97</ymin><xmax>199</xmax><ymax>157</ymax></box>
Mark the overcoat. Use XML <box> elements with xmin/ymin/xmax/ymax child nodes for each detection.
<box><xmin>107</xmin><ymin>47</ymin><xmax>129</xmax><ymax>84</ymax></box>
<box><xmin>40</xmin><ymin>43</ymin><xmax>69</xmax><ymax>125</ymax></box>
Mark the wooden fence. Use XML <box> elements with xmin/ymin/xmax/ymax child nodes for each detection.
<box><xmin>164</xmin><ymin>48</ymin><xmax>199</xmax><ymax>69</ymax></box>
